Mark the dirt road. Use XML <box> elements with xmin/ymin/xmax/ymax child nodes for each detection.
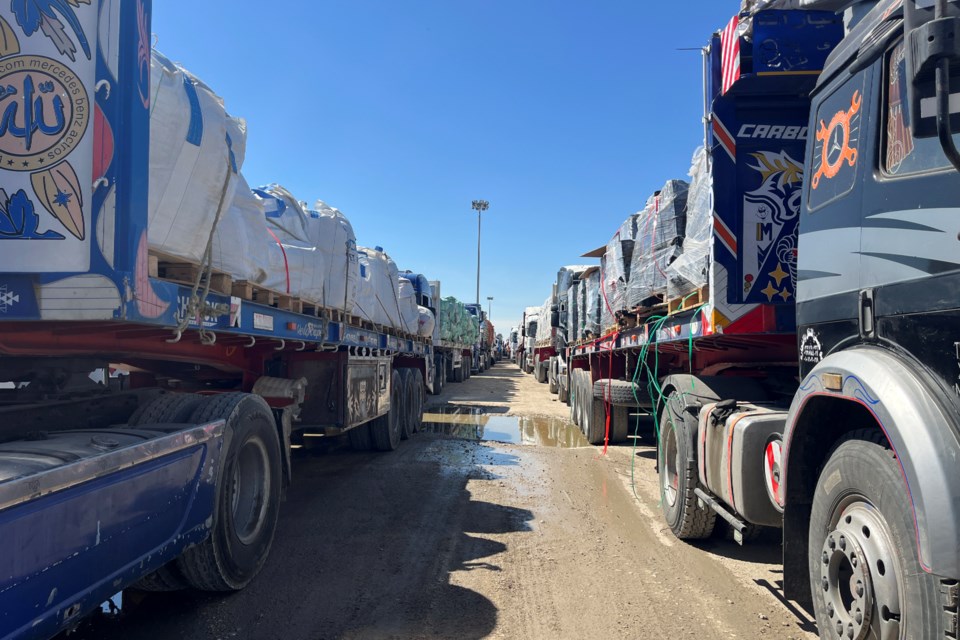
<box><xmin>70</xmin><ymin>363</ymin><xmax>816</xmax><ymax>639</ymax></box>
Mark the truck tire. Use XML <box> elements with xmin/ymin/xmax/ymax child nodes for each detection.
<box><xmin>536</xmin><ymin>361</ymin><xmax>548</xmax><ymax>384</ymax></box>
<box><xmin>808</xmin><ymin>430</ymin><xmax>955</xmax><ymax>640</ymax></box>
<box><xmin>582</xmin><ymin>389</ymin><xmax>608</xmax><ymax>445</ymax></box>
<box><xmin>431</xmin><ymin>359</ymin><xmax>444</xmax><ymax>396</ymax></box>
<box><xmin>128</xmin><ymin>393</ymin><xmax>205</xmax><ymax>426</ymax></box>
<box><xmin>371</xmin><ymin>371</ymin><xmax>403</xmax><ymax>451</ymax></box>
<box><xmin>177</xmin><ymin>393</ymin><xmax>282</xmax><ymax>591</ymax></box>
<box><xmin>592</xmin><ymin>379</ymin><xmax>645</xmax><ymax>407</ymax></box>
<box><xmin>348</xmin><ymin>423</ymin><xmax>373</xmax><ymax>451</ymax></box>
<box><xmin>127</xmin><ymin>393</ymin><xmax>209</xmax><ymax>592</ymax></box>
<box><xmin>447</xmin><ymin>357</ymin><xmax>456</xmax><ymax>383</ymax></box>
<box><xmin>454</xmin><ymin>361</ymin><xmax>464</xmax><ymax>383</ymax></box>
<box><xmin>409</xmin><ymin>369</ymin><xmax>424</xmax><ymax>435</ymax></box>
<box><xmin>570</xmin><ymin>370</ymin><xmax>581</xmax><ymax>427</ymax></box>
<box><xmin>398</xmin><ymin>369</ymin><xmax>412</xmax><ymax>440</ymax></box>
<box><xmin>558</xmin><ymin>376</ymin><xmax>569</xmax><ymax>404</ymax></box>
<box><xmin>548</xmin><ymin>358</ymin><xmax>558</xmax><ymax>394</ymax></box>
<box><xmin>659</xmin><ymin>391</ymin><xmax>715</xmax><ymax>539</ymax></box>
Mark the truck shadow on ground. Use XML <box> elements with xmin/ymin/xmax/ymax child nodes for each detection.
<box><xmin>432</xmin><ymin>363</ymin><xmax>523</xmax><ymax>408</ymax></box>
<box><xmin>64</xmin><ymin>434</ymin><xmax>531</xmax><ymax>640</ymax></box>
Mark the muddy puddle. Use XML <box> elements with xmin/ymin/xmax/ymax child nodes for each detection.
<box><xmin>421</xmin><ymin>405</ymin><xmax>589</xmax><ymax>448</ymax></box>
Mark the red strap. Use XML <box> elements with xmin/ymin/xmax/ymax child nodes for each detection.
<box><xmin>266</xmin><ymin>228</ymin><xmax>291</xmax><ymax>294</ymax></box>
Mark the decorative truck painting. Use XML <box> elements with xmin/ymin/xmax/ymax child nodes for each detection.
<box><xmin>0</xmin><ymin>0</ymin><xmax>149</xmax><ymax>318</ymax></box>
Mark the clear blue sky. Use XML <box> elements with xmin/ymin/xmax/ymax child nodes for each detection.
<box><xmin>153</xmin><ymin>1</ymin><xmax>737</xmax><ymax>334</ymax></box>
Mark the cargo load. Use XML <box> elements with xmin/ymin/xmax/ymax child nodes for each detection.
<box><xmin>626</xmin><ymin>180</ymin><xmax>690</xmax><ymax>308</ymax></box>
<box><xmin>440</xmin><ymin>297</ymin><xmax>479</xmax><ymax>345</ymax></box>
<box><xmin>148</xmin><ymin>51</ymin><xmax>243</xmax><ymax>264</ymax></box>
<box><xmin>666</xmin><ymin>148</ymin><xmax>712</xmax><ymax>300</ymax></box>
<box><xmin>354</xmin><ymin>247</ymin><xmax>402</xmax><ymax>329</ymax></box>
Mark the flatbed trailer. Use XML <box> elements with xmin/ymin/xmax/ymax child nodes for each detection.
<box><xmin>0</xmin><ymin>3</ymin><xmax>435</xmax><ymax>638</ymax></box>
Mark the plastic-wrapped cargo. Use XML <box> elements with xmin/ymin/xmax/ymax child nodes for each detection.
<box><xmin>600</xmin><ymin>229</ymin><xmax>634</xmax><ymax>328</ymax></box>
<box><xmin>253</xmin><ymin>185</ymin><xmax>325</xmax><ymax>303</ymax></box>
<box><xmin>308</xmin><ymin>200</ymin><xmax>359</xmax><ymax>313</ymax></box>
<box><xmin>398</xmin><ymin>278</ymin><xmax>421</xmax><ymax>335</ymax></box>
<box><xmin>400</xmin><ymin>272</ymin><xmax>434</xmax><ymax>307</ymax></box>
<box><xmin>667</xmin><ymin>148</ymin><xmax>712</xmax><ymax>300</ymax></box>
<box><xmin>440</xmin><ymin>297</ymin><xmax>478</xmax><ymax>345</ymax></box>
<box><xmin>148</xmin><ymin>51</ymin><xmax>242</xmax><ymax>263</ymax></box>
<box><xmin>567</xmin><ymin>282</ymin><xmax>580</xmax><ymax>345</ymax></box>
<box><xmin>627</xmin><ymin>180</ymin><xmax>690</xmax><ymax>308</ymax></box>
<box><xmin>636</xmin><ymin>180</ymin><xmax>689</xmax><ymax>253</ymax></box>
<box><xmin>210</xmin><ymin>174</ymin><xmax>280</xmax><ymax>284</ymax></box>
<box><xmin>417</xmin><ymin>306</ymin><xmax>436</xmax><ymax>338</ymax></box>
<box><xmin>535</xmin><ymin>296</ymin><xmax>553</xmax><ymax>344</ymax></box>
<box><xmin>580</xmin><ymin>268</ymin><xmax>601</xmax><ymax>339</ymax></box>
<box><xmin>354</xmin><ymin>247</ymin><xmax>402</xmax><ymax>329</ymax></box>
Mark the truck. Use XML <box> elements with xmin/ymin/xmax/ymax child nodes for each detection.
<box><xmin>0</xmin><ymin>3</ymin><xmax>441</xmax><ymax>639</ymax></box>
<box><xmin>464</xmin><ymin>304</ymin><xmax>495</xmax><ymax>372</ymax></box>
<box><xmin>517</xmin><ymin>306</ymin><xmax>541</xmax><ymax>373</ymax></box>
<box><xmin>557</xmin><ymin>0</ymin><xmax>960</xmax><ymax>635</ymax></box>
<box><xmin>429</xmin><ymin>281</ymin><xmax>477</xmax><ymax>389</ymax></box>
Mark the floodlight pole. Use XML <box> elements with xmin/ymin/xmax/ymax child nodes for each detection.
<box><xmin>470</xmin><ymin>200</ymin><xmax>489</xmax><ymax>308</ymax></box>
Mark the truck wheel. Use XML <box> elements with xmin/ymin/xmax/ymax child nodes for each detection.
<box><xmin>454</xmin><ymin>361</ymin><xmax>464</xmax><ymax>383</ymax></box>
<box><xmin>558</xmin><ymin>377</ymin><xmax>569</xmax><ymax>404</ymax></box>
<box><xmin>371</xmin><ymin>371</ymin><xmax>403</xmax><ymax>451</ymax></box>
<box><xmin>659</xmin><ymin>392</ymin><xmax>715</xmax><ymax>539</ymax></box>
<box><xmin>348</xmin><ymin>423</ymin><xmax>373</xmax><ymax>451</ymax></box>
<box><xmin>809</xmin><ymin>431</ymin><xmax>953</xmax><ymax>640</ymax></box>
<box><xmin>536</xmin><ymin>361</ymin><xmax>548</xmax><ymax>384</ymax></box>
<box><xmin>128</xmin><ymin>393</ymin><xmax>206</xmax><ymax>426</ymax></box>
<box><xmin>127</xmin><ymin>393</ymin><xmax>208</xmax><ymax>592</ymax></box>
<box><xmin>593</xmin><ymin>379</ymin><xmax>645</xmax><ymax>406</ymax></box>
<box><xmin>409</xmin><ymin>370</ymin><xmax>424</xmax><ymax>435</ymax></box>
<box><xmin>447</xmin><ymin>356</ymin><xmax>456</xmax><ymax>383</ymax></box>
<box><xmin>548</xmin><ymin>359</ymin><xmax>558</xmax><ymax>394</ymax></box>
<box><xmin>570</xmin><ymin>371</ymin><xmax>581</xmax><ymax>427</ymax></box>
<box><xmin>582</xmin><ymin>390</ymin><xmax>608</xmax><ymax>445</ymax></box>
<box><xmin>399</xmin><ymin>370</ymin><xmax>412</xmax><ymax>440</ymax></box>
<box><xmin>177</xmin><ymin>393</ymin><xmax>282</xmax><ymax>591</ymax></box>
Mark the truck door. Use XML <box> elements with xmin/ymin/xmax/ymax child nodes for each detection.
<box><xmin>798</xmin><ymin>68</ymin><xmax>873</xmax><ymax>376</ymax></box>
<box><xmin>858</xmin><ymin>37</ymin><xmax>960</xmax><ymax>396</ymax></box>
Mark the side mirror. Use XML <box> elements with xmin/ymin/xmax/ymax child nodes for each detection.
<box><xmin>904</xmin><ymin>0</ymin><xmax>960</xmax><ymax>169</ymax></box>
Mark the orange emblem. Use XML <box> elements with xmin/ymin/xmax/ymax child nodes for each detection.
<box><xmin>812</xmin><ymin>90</ymin><xmax>862</xmax><ymax>190</ymax></box>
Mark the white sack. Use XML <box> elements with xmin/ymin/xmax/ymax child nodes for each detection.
<box><xmin>355</xmin><ymin>247</ymin><xmax>402</xmax><ymax>328</ymax></box>
<box><xmin>417</xmin><ymin>306</ymin><xmax>436</xmax><ymax>338</ymax></box>
<box><xmin>255</xmin><ymin>185</ymin><xmax>325</xmax><ymax>303</ymax></box>
<box><xmin>398</xmin><ymin>278</ymin><xmax>421</xmax><ymax>334</ymax></box>
<box><xmin>308</xmin><ymin>200</ymin><xmax>359</xmax><ymax>313</ymax></box>
<box><xmin>149</xmin><ymin>51</ymin><xmax>240</xmax><ymax>263</ymax></box>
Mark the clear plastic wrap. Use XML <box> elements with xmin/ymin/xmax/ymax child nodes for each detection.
<box><xmin>535</xmin><ymin>296</ymin><xmax>553</xmax><ymax>344</ymax></box>
<box><xmin>667</xmin><ymin>148</ymin><xmax>712</xmax><ymax>300</ymax></box>
<box><xmin>600</xmin><ymin>232</ymin><xmax>633</xmax><ymax>329</ymax></box>
<box><xmin>567</xmin><ymin>282</ymin><xmax>579</xmax><ymax>345</ymax></box>
<box><xmin>627</xmin><ymin>179</ymin><xmax>690</xmax><ymax>308</ymax></box>
<box><xmin>582</xmin><ymin>269</ymin><xmax>601</xmax><ymax>339</ymax></box>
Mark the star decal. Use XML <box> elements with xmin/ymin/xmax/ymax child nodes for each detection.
<box><xmin>778</xmin><ymin>288</ymin><xmax>792</xmax><ymax>302</ymax></box>
<box><xmin>762</xmin><ymin>281</ymin><xmax>779</xmax><ymax>301</ymax></box>
<box><xmin>53</xmin><ymin>190</ymin><xmax>73</xmax><ymax>207</ymax></box>
<box><xmin>769</xmin><ymin>263</ymin><xmax>789</xmax><ymax>287</ymax></box>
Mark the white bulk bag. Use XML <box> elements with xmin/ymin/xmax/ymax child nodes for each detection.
<box><xmin>417</xmin><ymin>306</ymin><xmax>436</xmax><ymax>338</ymax></box>
<box><xmin>254</xmin><ymin>186</ymin><xmax>325</xmax><ymax>303</ymax></box>
<box><xmin>354</xmin><ymin>247</ymin><xmax>401</xmax><ymax>328</ymax></box>
<box><xmin>307</xmin><ymin>200</ymin><xmax>359</xmax><ymax>313</ymax></box>
<box><xmin>148</xmin><ymin>51</ymin><xmax>239</xmax><ymax>262</ymax></box>
<box><xmin>398</xmin><ymin>278</ymin><xmax>420</xmax><ymax>334</ymax></box>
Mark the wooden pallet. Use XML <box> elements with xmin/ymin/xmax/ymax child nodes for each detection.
<box><xmin>667</xmin><ymin>285</ymin><xmax>709</xmax><ymax>315</ymax></box>
<box><xmin>231</xmin><ymin>281</ymin><xmax>303</xmax><ymax>313</ymax></box>
<box><xmin>149</xmin><ymin>250</ymin><xmax>233</xmax><ymax>295</ymax></box>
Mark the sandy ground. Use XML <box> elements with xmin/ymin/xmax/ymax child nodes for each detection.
<box><xmin>68</xmin><ymin>362</ymin><xmax>817</xmax><ymax>640</ymax></box>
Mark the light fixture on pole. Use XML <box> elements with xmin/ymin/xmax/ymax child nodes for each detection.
<box><xmin>487</xmin><ymin>296</ymin><xmax>493</xmax><ymax>318</ymax></box>
<box><xmin>470</xmin><ymin>200</ymin><xmax>490</xmax><ymax>307</ymax></box>
<box><xmin>470</xmin><ymin>200</ymin><xmax>489</xmax><ymax>308</ymax></box>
